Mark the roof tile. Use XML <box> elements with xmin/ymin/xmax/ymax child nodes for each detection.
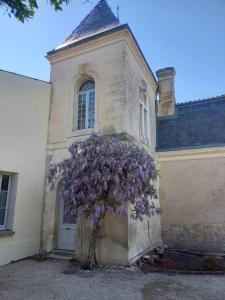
<box><xmin>157</xmin><ymin>95</ymin><xmax>225</xmax><ymax>151</ymax></box>
<box><xmin>57</xmin><ymin>0</ymin><xmax>120</xmax><ymax>50</ymax></box>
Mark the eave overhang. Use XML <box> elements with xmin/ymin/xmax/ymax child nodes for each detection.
<box><xmin>47</xmin><ymin>24</ymin><xmax>157</xmax><ymax>86</ymax></box>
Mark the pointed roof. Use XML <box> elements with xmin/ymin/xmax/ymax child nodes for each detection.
<box><xmin>56</xmin><ymin>0</ymin><xmax>120</xmax><ymax>50</ymax></box>
<box><xmin>47</xmin><ymin>0</ymin><xmax>157</xmax><ymax>85</ymax></box>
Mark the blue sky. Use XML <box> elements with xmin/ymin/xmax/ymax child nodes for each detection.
<box><xmin>0</xmin><ymin>0</ymin><xmax>224</xmax><ymax>102</ymax></box>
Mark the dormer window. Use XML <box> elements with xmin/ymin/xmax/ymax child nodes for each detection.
<box><xmin>139</xmin><ymin>87</ymin><xmax>150</xmax><ymax>144</ymax></box>
<box><xmin>76</xmin><ymin>79</ymin><xmax>95</xmax><ymax>131</ymax></box>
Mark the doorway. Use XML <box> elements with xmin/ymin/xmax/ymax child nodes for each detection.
<box><xmin>57</xmin><ymin>186</ymin><xmax>76</xmax><ymax>251</ymax></box>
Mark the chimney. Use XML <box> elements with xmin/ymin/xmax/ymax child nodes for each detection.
<box><xmin>156</xmin><ymin>67</ymin><xmax>176</xmax><ymax>116</ymax></box>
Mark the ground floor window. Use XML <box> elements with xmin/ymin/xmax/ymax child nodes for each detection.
<box><xmin>0</xmin><ymin>174</ymin><xmax>11</xmax><ymax>230</ymax></box>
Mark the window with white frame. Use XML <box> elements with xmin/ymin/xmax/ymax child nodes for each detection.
<box><xmin>139</xmin><ymin>88</ymin><xmax>150</xmax><ymax>144</ymax></box>
<box><xmin>0</xmin><ymin>174</ymin><xmax>11</xmax><ymax>230</ymax></box>
<box><xmin>77</xmin><ymin>79</ymin><xmax>95</xmax><ymax>130</ymax></box>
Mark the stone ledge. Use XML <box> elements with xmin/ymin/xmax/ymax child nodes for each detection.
<box><xmin>0</xmin><ymin>230</ymin><xmax>15</xmax><ymax>237</ymax></box>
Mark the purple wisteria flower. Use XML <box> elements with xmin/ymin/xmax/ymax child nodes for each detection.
<box><xmin>47</xmin><ymin>134</ymin><xmax>160</xmax><ymax>229</ymax></box>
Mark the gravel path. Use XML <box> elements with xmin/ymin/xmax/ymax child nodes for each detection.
<box><xmin>0</xmin><ymin>259</ymin><xmax>225</xmax><ymax>300</ymax></box>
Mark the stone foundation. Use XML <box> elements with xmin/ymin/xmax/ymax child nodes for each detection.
<box><xmin>163</xmin><ymin>223</ymin><xmax>225</xmax><ymax>253</ymax></box>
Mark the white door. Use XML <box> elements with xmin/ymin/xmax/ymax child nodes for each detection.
<box><xmin>57</xmin><ymin>198</ymin><xmax>76</xmax><ymax>251</ymax></box>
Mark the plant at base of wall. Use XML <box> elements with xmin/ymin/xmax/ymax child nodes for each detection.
<box><xmin>48</xmin><ymin>134</ymin><xmax>160</xmax><ymax>269</ymax></box>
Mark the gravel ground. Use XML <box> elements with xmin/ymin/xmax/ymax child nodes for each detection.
<box><xmin>0</xmin><ymin>259</ymin><xmax>225</xmax><ymax>300</ymax></box>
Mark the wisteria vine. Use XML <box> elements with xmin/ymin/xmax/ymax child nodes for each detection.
<box><xmin>48</xmin><ymin>134</ymin><xmax>160</xmax><ymax>230</ymax></box>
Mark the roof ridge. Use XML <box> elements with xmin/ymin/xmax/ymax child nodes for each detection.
<box><xmin>177</xmin><ymin>94</ymin><xmax>225</xmax><ymax>106</ymax></box>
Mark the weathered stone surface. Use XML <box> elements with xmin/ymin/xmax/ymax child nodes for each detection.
<box><xmin>158</xmin><ymin>154</ymin><xmax>225</xmax><ymax>254</ymax></box>
<box><xmin>156</xmin><ymin>67</ymin><xmax>176</xmax><ymax>117</ymax></box>
<box><xmin>42</xmin><ymin>25</ymin><xmax>161</xmax><ymax>265</ymax></box>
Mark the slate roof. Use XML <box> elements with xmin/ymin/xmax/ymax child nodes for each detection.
<box><xmin>56</xmin><ymin>0</ymin><xmax>120</xmax><ymax>50</ymax></box>
<box><xmin>47</xmin><ymin>0</ymin><xmax>157</xmax><ymax>84</ymax></box>
<box><xmin>157</xmin><ymin>95</ymin><xmax>225</xmax><ymax>151</ymax></box>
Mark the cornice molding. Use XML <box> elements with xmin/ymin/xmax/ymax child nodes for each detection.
<box><xmin>157</xmin><ymin>146</ymin><xmax>225</xmax><ymax>162</ymax></box>
<box><xmin>47</xmin><ymin>27</ymin><xmax>157</xmax><ymax>90</ymax></box>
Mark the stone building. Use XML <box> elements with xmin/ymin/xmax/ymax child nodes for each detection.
<box><xmin>42</xmin><ymin>0</ymin><xmax>161</xmax><ymax>266</ymax></box>
<box><xmin>0</xmin><ymin>0</ymin><xmax>224</xmax><ymax>266</ymax></box>
<box><xmin>156</xmin><ymin>70</ymin><xmax>225</xmax><ymax>252</ymax></box>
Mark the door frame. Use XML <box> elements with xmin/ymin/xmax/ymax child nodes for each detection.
<box><xmin>53</xmin><ymin>179</ymin><xmax>76</xmax><ymax>251</ymax></box>
<box><xmin>57</xmin><ymin>193</ymin><xmax>76</xmax><ymax>250</ymax></box>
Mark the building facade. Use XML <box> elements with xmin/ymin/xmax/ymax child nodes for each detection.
<box><xmin>156</xmin><ymin>74</ymin><xmax>225</xmax><ymax>252</ymax></box>
<box><xmin>0</xmin><ymin>70</ymin><xmax>50</xmax><ymax>266</ymax></box>
<box><xmin>0</xmin><ymin>0</ymin><xmax>224</xmax><ymax>266</ymax></box>
<box><xmin>42</xmin><ymin>0</ymin><xmax>161</xmax><ymax>265</ymax></box>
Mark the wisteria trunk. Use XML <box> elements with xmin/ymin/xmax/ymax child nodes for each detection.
<box><xmin>82</xmin><ymin>216</ymin><xmax>105</xmax><ymax>269</ymax></box>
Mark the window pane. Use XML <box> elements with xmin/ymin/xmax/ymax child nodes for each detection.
<box><xmin>0</xmin><ymin>208</ymin><xmax>6</xmax><ymax>225</ymax></box>
<box><xmin>143</xmin><ymin>93</ymin><xmax>147</xmax><ymax>106</ymax></box>
<box><xmin>63</xmin><ymin>201</ymin><xmax>76</xmax><ymax>224</ymax></box>
<box><xmin>144</xmin><ymin>108</ymin><xmax>148</xmax><ymax>140</ymax></box>
<box><xmin>63</xmin><ymin>212</ymin><xmax>76</xmax><ymax>224</ymax></box>
<box><xmin>79</xmin><ymin>80</ymin><xmax>95</xmax><ymax>92</ymax></box>
<box><xmin>0</xmin><ymin>191</ymin><xmax>7</xmax><ymax>208</ymax></box>
<box><xmin>1</xmin><ymin>175</ymin><xmax>9</xmax><ymax>191</ymax></box>
<box><xmin>140</xmin><ymin>104</ymin><xmax>143</xmax><ymax>137</ymax></box>
<box><xmin>77</xmin><ymin>93</ymin><xmax>86</xmax><ymax>130</ymax></box>
<box><xmin>88</xmin><ymin>91</ymin><xmax>95</xmax><ymax>128</ymax></box>
<box><xmin>77</xmin><ymin>80</ymin><xmax>95</xmax><ymax>130</ymax></box>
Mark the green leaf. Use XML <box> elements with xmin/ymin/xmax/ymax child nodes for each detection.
<box><xmin>0</xmin><ymin>0</ymin><xmax>70</xmax><ymax>22</ymax></box>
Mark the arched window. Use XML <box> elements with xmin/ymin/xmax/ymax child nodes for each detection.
<box><xmin>77</xmin><ymin>79</ymin><xmax>95</xmax><ymax>130</ymax></box>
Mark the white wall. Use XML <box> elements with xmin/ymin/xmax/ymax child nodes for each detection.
<box><xmin>0</xmin><ymin>70</ymin><xmax>51</xmax><ymax>266</ymax></box>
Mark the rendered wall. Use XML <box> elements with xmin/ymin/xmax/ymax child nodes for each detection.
<box><xmin>158</xmin><ymin>147</ymin><xmax>225</xmax><ymax>253</ymax></box>
<box><xmin>0</xmin><ymin>70</ymin><xmax>50</xmax><ymax>266</ymax></box>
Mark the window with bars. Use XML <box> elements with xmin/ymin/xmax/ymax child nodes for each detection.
<box><xmin>0</xmin><ymin>174</ymin><xmax>11</xmax><ymax>230</ymax></box>
<box><xmin>139</xmin><ymin>89</ymin><xmax>150</xmax><ymax>144</ymax></box>
<box><xmin>77</xmin><ymin>80</ymin><xmax>95</xmax><ymax>131</ymax></box>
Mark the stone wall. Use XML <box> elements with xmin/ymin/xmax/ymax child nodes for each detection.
<box><xmin>48</xmin><ymin>41</ymin><xmax>127</xmax><ymax>144</ymax></box>
<box><xmin>42</xmin><ymin>29</ymin><xmax>162</xmax><ymax>265</ymax></box>
<box><xmin>76</xmin><ymin>214</ymin><xmax>129</xmax><ymax>265</ymax></box>
<box><xmin>158</xmin><ymin>147</ymin><xmax>225</xmax><ymax>253</ymax></box>
<box><xmin>123</xmin><ymin>41</ymin><xmax>162</xmax><ymax>263</ymax></box>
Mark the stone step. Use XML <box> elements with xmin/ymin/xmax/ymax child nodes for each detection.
<box><xmin>47</xmin><ymin>250</ymin><xmax>75</xmax><ymax>261</ymax></box>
